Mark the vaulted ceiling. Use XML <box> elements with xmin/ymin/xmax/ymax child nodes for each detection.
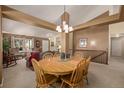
<box><xmin>8</xmin><ymin>5</ymin><xmax>120</xmax><ymax>26</ymax></box>
<box><xmin>2</xmin><ymin>5</ymin><xmax>121</xmax><ymax>38</ymax></box>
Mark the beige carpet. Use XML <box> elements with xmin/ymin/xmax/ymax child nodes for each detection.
<box><xmin>87</xmin><ymin>57</ymin><xmax>124</xmax><ymax>88</ymax></box>
<box><xmin>2</xmin><ymin>57</ymin><xmax>124</xmax><ymax>88</ymax></box>
<box><xmin>3</xmin><ymin>59</ymin><xmax>35</xmax><ymax>88</ymax></box>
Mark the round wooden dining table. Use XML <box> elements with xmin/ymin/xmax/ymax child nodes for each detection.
<box><xmin>39</xmin><ymin>57</ymin><xmax>82</xmax><ymax>76</ymax></box>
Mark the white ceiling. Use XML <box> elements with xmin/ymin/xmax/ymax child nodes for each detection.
<box><xmin>8</xmin><ymin>5</ymin><xmax>120</xmax><ymax>26</ymax></box>
<box><xmin>2</xmin><ymin>18</ymin><xmax>58</xmax><ymax>38</ymax></box>
<box><xmin>2</xmin><ymin>5</ymin><xmax>120</xmax><ymax>38</ymax></box>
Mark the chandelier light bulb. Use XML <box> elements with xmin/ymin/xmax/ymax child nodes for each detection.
<box><xmin>56</xmin><ymin>25</ymin><xmax>61</xmax><ymax>30</ymax></box>
<box><xmin>64</xmin><ymin>24</ymin><xmax>68</xmax><ymax>30</ymax></box>
<box><xmin>65</xmin><ymin>29</ymin><xmax>69</xmax><ymax>33</ymax></box>
<box><xmin>58</xmin><ymin>28</ymin><xmax>62</xmax><ymax>32</ymax></box>
<box><xmin>65</xmin><ymin>27</ymin><xmax>69</xmax><ymax>33</ymax></box>
<box><xmin>56</xmin><ymin>6</ymin><xmax>73</xmax><ymax>33</ymax></box>
<box><xmin>63</xmin><ymin>21</ymin><xmax>66</xmax><ymax>25</ymax></box>
<box><xmin>69</xmin><ymin>26</ymin><xmax>73</xmax><ymax>31</ymax></box>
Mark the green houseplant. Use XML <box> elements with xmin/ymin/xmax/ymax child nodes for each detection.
<box><xmin>3</xmin><ymin>38</ymin><xmax>10</xmax><ymax>54</ymax></box>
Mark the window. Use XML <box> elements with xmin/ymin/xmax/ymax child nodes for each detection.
<box><xmin>14</xmin><ymin>38</ymin><xmax>24</xmax><ymax>51</ymax></box>
<box><xmin>13</xmin><ymin>37</ymin><xmax>34</xmax><ymax>51</ymax></box>
<box><xmin>25</xmin><ymin>39</ymin><xmax>33</xmax><ymax>50</ymax></box>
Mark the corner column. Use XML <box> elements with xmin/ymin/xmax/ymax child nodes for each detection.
<box><xmin>60</xmin><ymin>12</ymin><xmax>69</xmax><ymax>53</ymax></box>
<box><xmin>0</xmin><ymin>5</ymin><xmax>3</xmax><ymax>85</ymax></box>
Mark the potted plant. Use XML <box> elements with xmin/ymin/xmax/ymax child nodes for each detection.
<box><xmin>3</xmin><ymin>38</ymin><xmax>10</xmax><ymax>54</ymax></box>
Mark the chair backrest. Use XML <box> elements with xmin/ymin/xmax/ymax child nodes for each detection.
<box><xmin>73</xmin><ymin>52</ymin><xmax>83</xmax><ymax>61</ymax></box>
<box><xmin>32</xmin><ymin>58</ymin><xmax>46</xmax><ymax>84</ymax></box>
<box><xmin>70</xmin><ymin>61</ymin><xmax>85</xmax><ymax>84</ymax></box>
<box><xmin>42</xmin><ymin>53</ymin><xmax>53</xmax><ymax>60</ymax></box>
<box><xmin>53</xmin><ymin>52</ymin><xmax>60</xmax><ymax>57</ymax></box>
<box><xmin>84</xmin><ymin>56</ymin><xmax>91</xmax><ymax>75</ymax></box>
<box><xmin>52</xmin><ymin>54</ymin><xmax>60</xmax><ymax>61</ymax></box>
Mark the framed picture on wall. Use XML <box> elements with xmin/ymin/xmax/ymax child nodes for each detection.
<box><xmin>79</xmin><ymin>38</ymin><xmax>87</xmax><ymax>48</ymax></box>
<box><xmin>36</xmin><ymin>40</ymin><xmax>40</xmax><ymax>48</ymax></box>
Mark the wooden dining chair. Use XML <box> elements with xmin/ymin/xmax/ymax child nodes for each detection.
<box><xmin>42</xmin><ymin>53</ymin><xmax>53</xmax><ymax>61</ymax></box>
<box><xmin>83</xmin><ymin>56</ymin><xmax>91</xmax><ymax>85</ymax></box>
<box><xmin>53</xmin><ymin>52</ymin><xmax>60</xmax><ymax>57</ymax></box>
<box><xmin>60</xmin><ymin>61</ymin><xmax>85</xmax><ymax>88</ymax></box>
<box><xmin>52</xmin><ymin>53</ymin><xmax>60</xmax><ymax>60</ymax></box>
<box><xmin>72</xmin><ymin>52</ymin><xmax>83</xmax><ymax>61</ymax></box>
<box><xmin>32</xmin><ymin>58</ymin><xmax>57</xmax><ymax>88</ymax></box>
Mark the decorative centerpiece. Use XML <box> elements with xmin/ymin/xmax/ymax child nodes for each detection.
<box><xmin>60</xmin><ymin>52</ymin><xmax>71</xmax><ymax>62</ymax></box>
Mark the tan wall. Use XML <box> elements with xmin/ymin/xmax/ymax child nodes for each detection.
<box><xmin>0</xmin><ymin>6</ymin><xmax>2</xmax><ymax>85</ymax></box>
<box><xmin>122</xmin><ymin>37</ymin><xmax>124</xmax><ymax>59</ymax></box>
<box><xmin>69</xmin><ymin>32</ymin><xmax>73</xmax><ymax>50</ymax></box>
<box><xmin>109</xmin><ymin>22</ymin><xmax>124</xmax><ymax>37</ymax></box>
<box><xmin>109</xmin><ymin>22</ymin><xmax>124</xmax><ymax>58</ymax></box>
<box><xmin>74</xmin><ymin>25</ymin><xmax>109</xmax><ymax>51</ymax></box>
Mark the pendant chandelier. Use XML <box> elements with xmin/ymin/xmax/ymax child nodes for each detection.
<box><xmin>56</xmin><ymin>5</ymin><xmax>73</xmax><ymax>33</ymax></box>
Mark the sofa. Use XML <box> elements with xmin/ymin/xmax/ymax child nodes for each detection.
<box><xmin>26</xmin><ymin>51</ymin><xmax>56</xmax><ymax>70</ymax></box>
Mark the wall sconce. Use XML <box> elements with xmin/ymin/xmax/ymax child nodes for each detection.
<box><xmin>90</xmin><ymin>41</ymin><xmax>96</xmax><ymax>46</ymax></box>
<box><xmin>116</xmin><ymin>34</ymin><xmax>120</xmax><ymax>38</ymax></box>
<box><xmin>58</xmin><ymin>45</ymin><xmax>61</xmax><ymax>49</ymax></box>
<box><xmin>58</xmin><ymin>45</ymin><xmax>61</xmax><ymax>52</ymax></box>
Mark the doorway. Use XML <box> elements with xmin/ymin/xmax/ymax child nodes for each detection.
<box><xmin>111</xmin><ymin>37</ymin><xmax>124</xmax><ymax>58</ymax></box>
<box><xmin>42</xmin><ymin>40</ymin><xmax>49</xmax><ymax>52</ymax></box>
